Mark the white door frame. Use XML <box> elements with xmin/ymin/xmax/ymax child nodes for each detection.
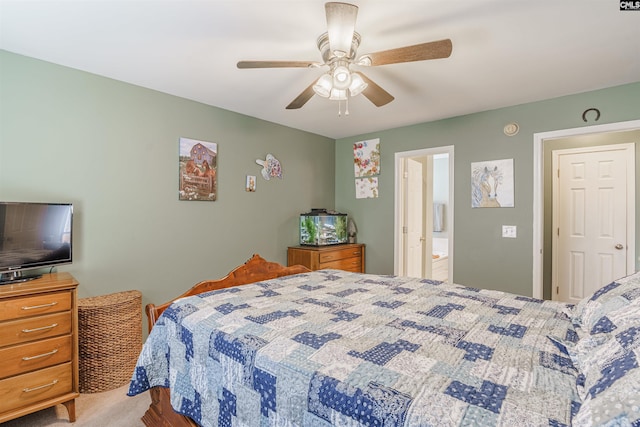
<box><xmin>394</xmin><ymin>145</ymin><xmax>454</xmax><ymax>282</ymax></box>
<box><xmin>532</xmin><ymin>119</ymin><xmax>640</xmax><ymax>299</ymax></box>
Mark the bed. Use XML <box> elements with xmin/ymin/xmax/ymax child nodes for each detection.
<box><xmin>128</xmin><ymin>254</ymin><xmax>640</xmax><ymax>426</ymax></box>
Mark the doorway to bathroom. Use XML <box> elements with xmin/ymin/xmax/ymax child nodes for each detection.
<box><xmin>394</xmin><ymin>146</ymin><xmax>454</xmax><ymax>282</ymax></box>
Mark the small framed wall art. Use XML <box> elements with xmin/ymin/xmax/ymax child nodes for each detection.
<box><xmin>179</xmin><ymin>137</ymin><xmax>217</xmax><ymax>201</ymax></box>
<box><xmin>471</xmin><ymin>158</ymin><xmax>514</xmax><ymax>208</ymax></box>
<box><xmin>246</xmin><ymin>175</ymin><xmax>256</xmax><ymax>192</ymax></box>
<box><xmin>353</xmin><ymin>138</ymin><xmax>380</xmax><ymax>199</ymax></box>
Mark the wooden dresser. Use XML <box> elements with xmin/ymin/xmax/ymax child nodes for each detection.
<box><xmin>287</xmin><ymin>243</ymin><xmax>365</xmax><ymax>273</ymax></box>
<box><xmin>0</xmin><ymin>273</ymin><xmax>79</xmax><ymax>423</ymax></box>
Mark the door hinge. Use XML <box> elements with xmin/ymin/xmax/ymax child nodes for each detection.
<box><xmin>556</xmin><ymin>286</ymin><xmax>559</xmax><ymax>294</ymax></box>
<box><xmin>557</xmin><ymin>169</ymin><xmax>560</xmax><ymax>178</ymax></box>
<box><xmin>402</xmin><ymin>226</ymin><xmax>408</xmax><ymax>234</ymax></box>
<box><xmin>557</xmin><ymin>228</ymin><xmax>560</xmax><ymax>237</ymax></box>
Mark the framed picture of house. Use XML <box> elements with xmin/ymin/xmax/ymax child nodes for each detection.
<box><xmin>179</xmin><ymin>137</ymin><xmax>218</xmax><ymax>201</ymax></box>
<box><xmin>471</xmin><ymin>158</ymin><xmax>514</xmax><ymax>208</ymax></box>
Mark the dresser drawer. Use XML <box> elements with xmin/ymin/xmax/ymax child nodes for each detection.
<box><xmin>0</xmin><ymin>335</ymin><xmax>72</xmax><ymax>379</ymax></box>
<box><xmin>289</xmin><ymin>244</ymin><xmax>365</xmax><ymax>273</ymax></box>
<box><xmin>0</xmin><ymin>362</ymin><xmax>73</xmax><ymax>414</ymax></box>
<box><xmin>0</xmin><ymin>312</ymin><xmax>71</xmax><ymax>347</ymax></box>
<box><xmin>320</xmin><ymin>257</ymin><xmax>362</xmax><ymax>272</ymax></box>
<box><xmin>0</xmin><ymin>291</ymin><xmax>71</xmax><ymax>322</ymax></box>
<box><xmin>318</xmin><ymin>247</ymin><xmax>363</xmax><ymax>263</ymax></box>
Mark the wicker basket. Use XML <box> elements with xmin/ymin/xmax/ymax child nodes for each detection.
<box><xmin>78</xmin><ymin>290</ymin><xmax>142</xmax><ymax>393</ymax></box>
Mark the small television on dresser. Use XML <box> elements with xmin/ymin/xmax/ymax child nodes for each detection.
<box><xmin>0</xmin><ymin>201</ymin><xmax>73</xmax><ymax>284</ymax></box>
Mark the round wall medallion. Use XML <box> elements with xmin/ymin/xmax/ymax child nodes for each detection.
<box><xmin>503</xmin><ymin>122</ymin><xmax>519</xmax><ymax>136</ymax></box>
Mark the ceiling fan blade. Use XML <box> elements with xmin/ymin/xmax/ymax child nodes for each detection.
<box><xmin>286</xmin><ymin>81</ymin><xmax>316</xmax><ymax>109</ymax></box>
<box><xmin>325</xmin><ymin>2</ymin><xmax>358</xmax><ymax>58</ymax></box>
<box><xmin>359</xmin><ymin>73</ymin><xmax>394</xmax><ymax>107</ymax></box>
<box><xmin>360</xmin><ymin>39</ymin><xmax>452</xmax><ymax>66</ymax></box>
<box><xmin>237</xmin><ymin>60</ymin><xmax>319</xmax><ymax>69</ymax></box>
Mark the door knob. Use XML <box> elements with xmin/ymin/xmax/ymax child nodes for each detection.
<box><xmin>615</xmin><ymin>244</ymin><xmax>624</xmax><ymax>250</ymax></box>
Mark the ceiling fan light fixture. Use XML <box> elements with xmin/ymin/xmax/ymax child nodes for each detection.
<box><xmin>348</xmin><ymin>72</ymin><xmax>367</xmax><ymax>96</ymax></box>
<box><xmin>332</xmin><ymin>65</ymin><xmax>352</xmax><ymax>90</ymax></box>
<box><xmin>312</xmin><ymin>74</ymin><xmax>333</xmax><ymax>98</ymax></box>
<box><xmin>238</xmin><ymin>3</ymin><xmax>453</xmax><ymax>112</ymax></box>
<box><xmin>329</xmin><ymin>88</ymin><xmax>347</xmax><ymax>101</ymax></box>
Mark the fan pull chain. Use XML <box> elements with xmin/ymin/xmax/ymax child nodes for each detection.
<box><xmin>337</xmin><ymin>98</ymin><xmax>350</xmax><ymax>117</ymax></box>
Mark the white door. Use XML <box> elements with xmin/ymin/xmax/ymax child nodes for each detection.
<box><xmin>552</xmin><ymin>145</ymin><xmax>633</xmax><ymax>304</ymax></box>
<box><xmin>395</xmin><ymin>146</ymin><xmax>454</xmax><ymax>283</ymax></box>
<box><xmin>406</xmin><ymin>158</ymin><xmax>424</xmax><ymax>277</ymax></box>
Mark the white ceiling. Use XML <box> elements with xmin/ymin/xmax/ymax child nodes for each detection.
<box><xmin>1</xmin><ymin>0</ymin><xmax>639</xmax><ymax>139</ymax></box>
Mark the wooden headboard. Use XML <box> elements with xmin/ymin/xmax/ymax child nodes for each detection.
<box><xmin>145</xmin><ymin>254</ymin><xmax>310</xmax><ymax>332</ymax></box>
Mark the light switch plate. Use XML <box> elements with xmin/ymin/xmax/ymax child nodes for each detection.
<box><xmin>502</xmin><ymin>225</ymin><xmax>517</xmax><ymax>238</ymax></box>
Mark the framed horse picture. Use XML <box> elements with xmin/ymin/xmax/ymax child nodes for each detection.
<box><xmin>471</xmin><ymin>158</ymin><xmax>514</xmax><ymax>208</ymax></box>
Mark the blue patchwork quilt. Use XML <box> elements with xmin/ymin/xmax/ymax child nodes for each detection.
<box><xmin>128</xmin><ymin>270</ymin><xmax>581</xmax><ymax>426</ymax></box>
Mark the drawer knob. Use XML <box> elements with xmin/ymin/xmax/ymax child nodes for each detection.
<box><xmin>22</xmin><ymin>323</ymin><xmax>58</xmax><ymax>333</ymax></box>
<box><xmin>22</xmin><ymin>348</ymin><xmax>59</xmax><ymax>361</ymax></box>
<box><xmin>23</xmin><ymin>379</ymin><xmax>59</xmax><ymax>393</ymax></box>
<box><xmin>22</xmin><ymin>302</ymin><xmax>58</xmax><ymax>310</ymax></box>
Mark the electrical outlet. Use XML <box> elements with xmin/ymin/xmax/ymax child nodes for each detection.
<box><xmin>502</xmin><ymin>225</ymin><xmax>517</xmax><ymax>238</ymax></box>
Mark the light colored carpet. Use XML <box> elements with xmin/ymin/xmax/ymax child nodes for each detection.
<box><xmin>1</xmin><ymin>385</ymin><xmax>149</xmax><ymax>427</ymax></box>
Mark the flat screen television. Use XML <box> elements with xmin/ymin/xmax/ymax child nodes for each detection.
<box><xmin>0</xmin><ymin>202</ymin><xmax>73</xmax><ymax>284</ymax></box>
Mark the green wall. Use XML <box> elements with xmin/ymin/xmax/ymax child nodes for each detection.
<box><xmin>335</xmin><ymin>82</ymin><xmax>640</xmax><ymax>296</ymax></box>
<box><xmin>2</xmin><ymin>48</ymin><xmax>639</xmax><ymax>306</ymax></box>
<box><xmin>0</xmin><ymin>50</ymin><xmax>335</xmax><ymax>311</ymax></box>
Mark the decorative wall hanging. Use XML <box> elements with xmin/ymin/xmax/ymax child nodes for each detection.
<box><xmin>179</xmin><ymin>137</ymin><xmax>217</xmax><ymax>201</ymax></box>
<box><xmin>353</xmin><ymin>139</ymin><xmax>380</xmax><ymax>177</ymax></box>
<box><xmin>355</xmin><ymin>177</ymin><xmax>378</xmax><ymax>199</ymax></box>
<box><xmin>582</xmin><ymin>108</ymin><xmax>601</xmax><ymax>122</ymax></box>
<box><xmin>246</xmin><ymin>175</ymin><xmax>256</xmax><ymax>192</ymax></box>
<box><xmin>256</xmin><ymin>154</ymin><xmax>282</xmax><ymax>180</ymax></box>
<box><xmin>471</xmin><ymin>158</ymin><xmax>514</xmax><ymax>208</ymax></box>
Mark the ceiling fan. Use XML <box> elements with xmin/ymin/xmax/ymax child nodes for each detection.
<box><xmin>237</xmin><ymin>2</ymin><xmax>452</xmax><ymax>112</ymax></box>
